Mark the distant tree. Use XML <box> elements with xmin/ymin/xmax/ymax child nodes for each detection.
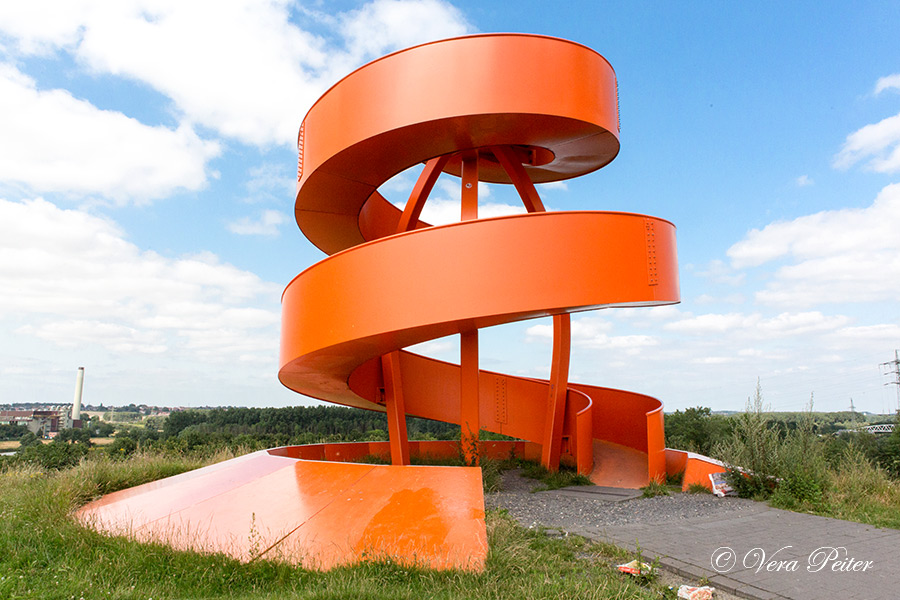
<box><xmin>665</xmin><ymin>406</ymin><xmax>734</xmax><ymax>455</ymax></box>
<box><xmin>15</xmin><ymin>439</ymin><xmax>88</xmax><ymax>469</ymax></box>
<box><xmin>18</xmin><ymin>431</ymin><xmax>42</xmax><ymax>448</ymax></box>
<box><xmin>56</xmin><ymin>428</ymin><xmax>92</xmax><ymax>445</ymax></box>
<box><xmin>0</xmin><ymin>424</ymin><xmax>26</xmax><ymax>440</ymax></box>
<box><xmin>92</xmin><ymin>422</ymin><xmax>116</xmax><ymax>437</ymax></box>
<box><xmin>106</xmin><ymin>436</ymin><xmax>137</xmax><ymax>459</ymax></box>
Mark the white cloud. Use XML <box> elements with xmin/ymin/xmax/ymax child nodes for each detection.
<box><xmin>833</xmin><ymin>112</ymin><xmax>900</xmax><ymax>173</ymax></box>
<box><xmin>337</xmin><ymin>0</ymin><xmax>470</xmax><ymax>69</ymax></box>
<box><xmin>829</xmin><ymin>323</ymin><xmax>900</xmax><ymax>344</ymax></box>
<box><xmin>616</xmin><ymin>305</ymin><xmax>684</xmax><ymax>320</ymax></box>
<box><xmin>727</xmin><ymin>183</ymin><xmax>900</xmax><ymax>306</ymax></box>
<box><xmin>831</xmin><ymin>74</ymin><xmax>900</xmax><ymax>173</ymax></box>
<box><xmin>526</xmin><ymin>317</ymin><xmax>657</xmax><ymax>354</ymax></box>
<box><xmin>875</xmin><ymin>74</ymin><xmax>900</xmax><ymax>95</ymax></box>
<box><xmin>795</xmin><ymin>174</ymin><xmax>813</xmax><ymax>187</ymax></box>
<box><xmin>0</xmin><ymin>0</ymin><xmax>473</xmax><ymax>148</ymax></box>
<box><xmin>665</xmin><ymin>311</ymin><xmax>848</xmax><ymax>338</ymax></box>
<box><xmin>694</xmin><ymin>293</ymin><xmax>745</xmax><ymax>305</ymax></box>
<box><xmin>243</xmin><ymin>163</ymin><xmax>296</xmax><ymax>202</ymax></box>
<box><xmin>0</xmin><ymin>62</ymin><xmax>219</xmax><ymax>203</ymax></box>
<box><xmin>0</xmin><ymin>198</ymin><xmax>280</xmax><ymax>362</ymax></box>
<box><xmin>227</xmin><ymin>209</ymin><xmax>288</xmax><ymax>236</ymax></box>
<box><xmin>18</xmin><ymin>320</ymin><xmax>168</xmax><ymax>354</ymax></box>
<box><xmin>692</xmin><ymin>356</ymin><xmax>734</xmax><ymax>365</ymax></box>
<box><xmin>695</xmin><ymin>259</ymin><xmax>745</xmax><ymax>286</ymax></box>
<box><xmin>419</xmin><ymin>199</ymin><xmax>525</xmax><ymax>225</ymax></box>
<box><xmin>406</xmin><ymin>336</ymin><xmax>457</xmax><ymax>358</ymax></box>
<box><xmin>665</xmin><ymin>312</ymin><xmax>753</xmax><ymax>334</ymax></box>
<box><xmin>536</xmin><ymin>181</ymin><xmax>569</xmax><ymax>192</ymax></box>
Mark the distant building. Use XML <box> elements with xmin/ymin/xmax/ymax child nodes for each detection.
<box><xmin>0</xmin><ymin>406</ymin><xmax>82</xmax><ymax>437</ymax></box>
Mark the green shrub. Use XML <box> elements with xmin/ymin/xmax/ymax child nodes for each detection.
<box><xmin>716</xmin><ymin>381</ymin><xmax>783</xmax><ymax>499</ymax></box>
<box><xmin>665</xmin><ymin>406</ymin><xmax>734</xmax><ymax>455</ymax></box>
<box><xmin>771</xmin><ymin>403</ymin><xmax>829</xmax><ymax>510</ymax></box>
<box><xmin>106</xmin><ymin>436</ymin><xmax>137</xmax><ymax>458</ymax></box>
<box><xmin>718</xmin><ymin>385</ymin><xmax>831</xmax><ymax>508</ymax></box>
<box><xmin>11</xmin><ymin>439</ymin><xmax>88</xmax><ymax>470</ymax></box>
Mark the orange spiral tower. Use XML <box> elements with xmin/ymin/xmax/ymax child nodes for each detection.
<box><xmin>77</xmin><ymin>34</ymin><xmax>680</xmax><ymax>572</ymax></box>
<box><xmin>280</xmin><ymin>32</ymin><xmax>678</xmax><ymax>477</ymax></box>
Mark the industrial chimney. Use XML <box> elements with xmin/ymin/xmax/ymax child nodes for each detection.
<box><xmin>72</xmin><ymin>367</ymin><xmax>84</xmax><ymax>424</ymax></box>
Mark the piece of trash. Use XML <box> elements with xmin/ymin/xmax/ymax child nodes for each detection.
<box><xmin>677</xmin><ymin>584</ymin><xmax>716</xmax><ymax>600</ymax></box>
<box><xmin>708</xmin><ymin>472</ymin><xmax>735</xmax><ymax>497</ymax></box>
<box><xmin>616</xmin><ymin>559</ymin><xmax>653</xmax><ymax>575</ymax></box>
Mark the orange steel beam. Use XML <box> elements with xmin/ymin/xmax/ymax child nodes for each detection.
<box><xmin>489</xmin><ymin>145</ymin><xmax>546</xmax><ymax>213</ymax></box>
<box><xmin>397</xmin><ymin>155</ymin><xmax>449</xmax><ymax>233</ymax></box>
<box><xmin>541</xmin><ymin>313</ymin><xmax>571</xmax><ymax>470</ymax></box>
<box><xmin>79</xmin><ymin>34</ymin><xmax>682</xmax><ymax>573</ymax></box>
<box><xmin>380</xmin><ymin>155</ymin><xmax>451</xmax><ymax>464</ymax></box>
<box><xmin>459</xmin><ymin>152</ymin><xmax>480</xmax><ymax>464</ymax></box>
<box><xmin>381</xmin><ymin>352</ymin><xmax>410</xmax><ymax>465</ymax></box>
<box><xmin>490</xmin><ymin>144</ymin><xmax>569</xmax><ymax>471</ymax></box>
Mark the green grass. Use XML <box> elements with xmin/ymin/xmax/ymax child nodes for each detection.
<box><xmin>0</xmin><ymin>454</ymin><xmax>671</xmax><ymax>600</ymax></box>
<box><xmin>639</xmin><ymin>479</ymin><xmax>671</xmax><ymax>498</ymax></box>
<box><xmin>686</xmin><ymin>482</ymin><xmax>711</xmax><ymax>494</ymax></box>
<box><xmin>790</xmin><ymin>446</ymin><xmax>900</xmax><ymax>529</ymax></box>
<box><xmin>519</xmin><ymin>461</ymin><xmax>593</xmax><ymax>491</ymax></box>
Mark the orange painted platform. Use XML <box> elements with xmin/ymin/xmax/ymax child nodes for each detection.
<box><xmin>76</xmin><ymin>446</ymin><xmax>487</xmax><ymax>570</ymax></box>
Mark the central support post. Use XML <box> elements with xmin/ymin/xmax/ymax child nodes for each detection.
<box><xmin>541</xmin><ymin>314</ymin><xmax>571</xmax><ymax>471</ymax></box>
<box><xmin>460</xmin><ymin>151</ymin><xmax>480</xmax><ymax>465</ymax></box>
<box><xmin>492</xmin><ymin>144</ymin><xmax>575</xmax><ymax>472</ymax></box>
<box><xmin>381</xmin><ymin>352</ymin><xmax>410</xmax><ymax>465</ymax></box>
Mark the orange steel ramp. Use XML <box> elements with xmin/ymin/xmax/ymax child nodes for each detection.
<box><xmin>589</xmin><ymin>440</ymin><xmax>650</xmax><ymax>489</ymax></box>
<box><xmin>76</xmin><ymin>448</ymin><xmax>487</xmax><ymax>571</ymax></box>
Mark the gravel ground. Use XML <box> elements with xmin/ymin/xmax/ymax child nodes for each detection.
<box><xmin>486</xmin><ymin>469</ymin><xmax>747</xmax><ymax>599</ymax></box>
<box><xmin>486</xmin><ymin>469</ymin><xmax>758</xmax><ymax>531</ymax></box>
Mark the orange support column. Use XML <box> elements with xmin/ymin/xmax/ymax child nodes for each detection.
<box><xmin>460</xmin><ymin>152</ymin><xmax>480</xmax><ymax>465</ymax></box>
<box><xmin>381</xmin><ymin>352</ymin><xmax>410</xmax><ymax>465</ymax></box>
<box><xmin>460</xmin><ymin>331</ymin><xmax>479</xmax><ymax>465</ymax></box>
<box><xmin>541</xmin><ymin>313</ymin><xmax>571</xmax><ymax>471</ymax></box>
<box><xmin>397</xmin><ymin>155</ymin><xmax>449</xmax><ymax>233</ymax></box>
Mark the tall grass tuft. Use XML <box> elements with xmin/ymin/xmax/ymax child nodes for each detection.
<box><xmin>519</xmin><ymin>461</ymin><xmax>593</xmax><ymax>491</ymax></box>
<box><xmin>825</xmin><ymin>443</ymin><xmax>900</xmax><ymax>529</ymax></box>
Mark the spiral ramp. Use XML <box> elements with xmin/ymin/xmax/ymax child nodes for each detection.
<box><xmin>77</xmin><ymin>34</ymin><xmax>679</xmax><ymax>571</ymax></box>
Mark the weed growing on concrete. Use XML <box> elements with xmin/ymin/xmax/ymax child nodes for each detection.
<box><xmin>640</xmin><ymin>479</ymin><xmax>671</xmax><ymax>498</ymax></box>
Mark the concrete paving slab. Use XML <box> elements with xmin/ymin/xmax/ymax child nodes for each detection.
<box><xmin>595</xmin><ymin>505</ymin><xmax>899</xmax><ymax>600</ymax></box>
<box><xmin>548</xmin><ymin>485</ymin><xmax>644</xmax><ymax>502</ymax></box>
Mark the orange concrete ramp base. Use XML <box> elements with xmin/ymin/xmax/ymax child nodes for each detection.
<box><xmin>76</xmin><ymin>448</ymin><xmax>487</xmax><ymax>571</ymax></box>
<box><xmin>588</xmin><ymin>440</ymin><xmax>650</xmax><ymax>489</ymax></box>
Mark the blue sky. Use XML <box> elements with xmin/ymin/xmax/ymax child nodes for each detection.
<box><xmin>2</xmin><ymin>1</ymin><xmax>900</xmax><ymax>413</ymax></box>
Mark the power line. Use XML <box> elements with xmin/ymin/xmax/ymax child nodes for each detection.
<box><xmin>881</xmin><ymin>350</ymin><xmax>900</xmax><ymax>412</ymax></box>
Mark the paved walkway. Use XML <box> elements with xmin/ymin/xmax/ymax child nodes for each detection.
<box><xmin>579</xmin><ymin>499</ymin><xmax>899</xmax><ymax>600</ymax></box>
